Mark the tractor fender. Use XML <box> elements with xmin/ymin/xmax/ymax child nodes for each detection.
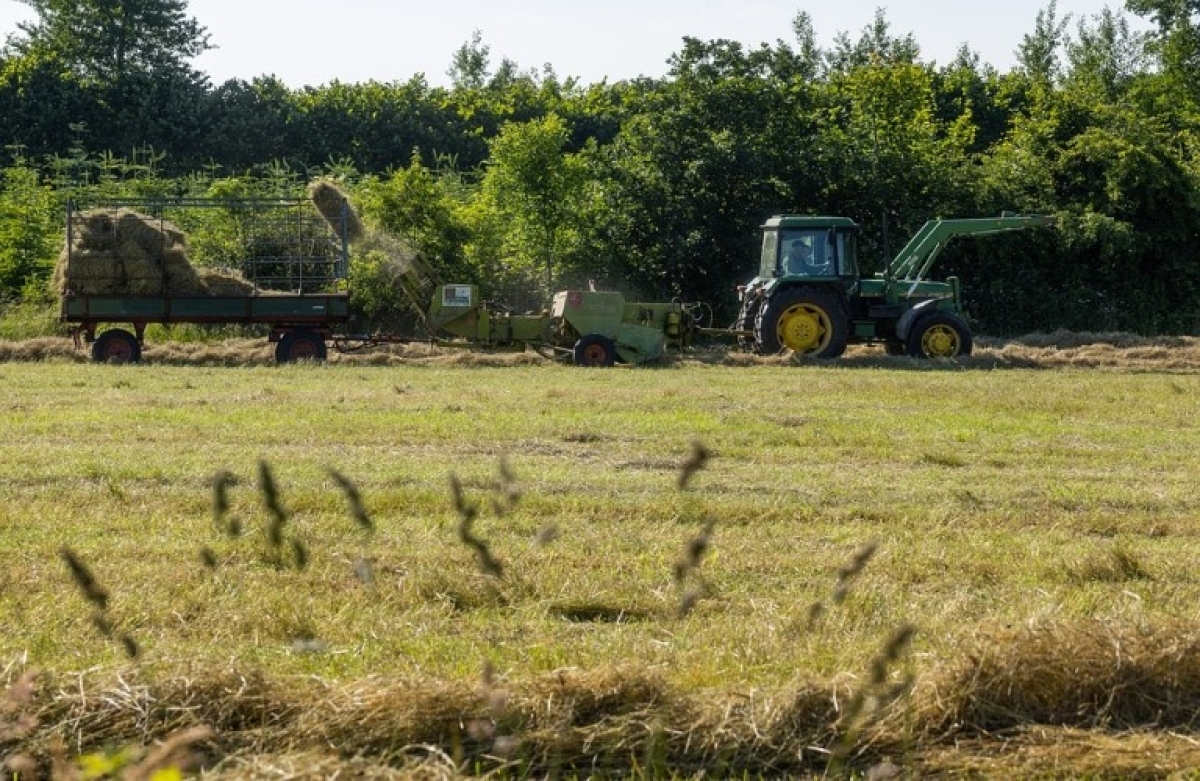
<box><xmin>895</xmin><ymin>300</ymin><xmax>941</xmax><ymax>341</ymax></box>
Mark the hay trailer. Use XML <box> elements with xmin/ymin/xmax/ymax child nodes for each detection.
<box><xmin>59</xmin><ymin>198</ymin><xmax>354</xmax><ymax>363</ymax></box>
<box><xmin>59</xmin><ymin>197</ymin><xmax>706</xmax><ymax>366</ymax></box>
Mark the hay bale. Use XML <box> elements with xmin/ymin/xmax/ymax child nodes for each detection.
<box><xmin>162</xmin><ymin>248</ymin><xmax>204</xmax><ymax>295</ymax></box>
<box><xmin>74</xmin><ymin>211</ymin><xmax>118</xmax><ymax>251</ymax></box>
<box><xmin>308</xmin><ymin>179</ymin><xmax>365</xmax><ymax>244</ymax></box>
<box><xmin>58</xmin><ymin>208</ymin><xmax>246</xmax><ymax>298</ymax></box>
<box><xmin>199</xmin><ymin>268</ymin><xmax>258</xmax><ymax>296</ymax></box>
<box><xmin>115</xmin><ymin>209</ymin><xmax>175</xmax><ymax>254</ymax></box>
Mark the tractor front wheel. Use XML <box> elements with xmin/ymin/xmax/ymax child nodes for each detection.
<box><xmin>572</xmin><ymin>334</ymin><xmax>617</xmax><ymax>367</ymax></box>
<box><xmin>755</xmin><ymin>287</ymin><xmax>849</xmax><ymax>358</ymax></box>
<box><xmin>91</xmin><ymin>329</ymin><xmax>142</xmax><ymax>364</ymax></box>
<box><xmin>906</xmin><ymin>312</ymin><xmax>973</xmax><ymax>358</ymax></box>
<box><xmin>275</xmin><ymin>330</ymin><xmax>328</xmax><ymax>363</ymax></box>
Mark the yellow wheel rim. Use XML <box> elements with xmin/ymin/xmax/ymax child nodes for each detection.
<box><xmin>921</xmin><ymin>324</ymin><xmax>961</xmax><ymax>357</ymax></box>
<box><xmin>777</xmin><ymin>303</ymin><xmax>831</xmax><ymax>353</ymax></box>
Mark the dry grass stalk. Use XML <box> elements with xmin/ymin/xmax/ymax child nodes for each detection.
<box><xmin>677</xmin><ymin>440</ymin><xmax>711</xmax><ymax>490</ymax></box>
<box><xmin>60</xmin><ymin>548</ymin><xmax>109</xmax><ymax>610</ymax></box>
<box><xmin>328</xmin><ymin>469</ymin><xmax>373</xmax><ymax>533</ymax></box>
<box><xmin>490</xmin><ymin>456</ymin><xmax>521</xmax><ymax>517</ymax></box>
<box><xmin>674</xmin><ymin>519</ymin><xmax>716</xmax><ymax>617</ymax></box>
<box><xmin>60</xmin><ymin>549</ymin><xmax>140</xmax><ymax>659</ymax></box>
<box><xmin>808</xmin><ymin>540</ymin><xmax>879</xmax><ymax>628</ymax></box>
<box><xmin>450</xmin><ymin>474</ymin><xmax>503</xmax><ymax>578</ymax></box>
<box><xmin>257</xmin><ymin>460</ymin><xmax>287</xmax><ymax>550</ymax></box>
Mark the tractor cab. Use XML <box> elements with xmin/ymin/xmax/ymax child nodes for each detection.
<box><xmin>760</xmin><ymin>216</ymin><xmax>860</xmax><ymax>280</ymax></box>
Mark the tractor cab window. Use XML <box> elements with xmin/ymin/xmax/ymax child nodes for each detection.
<box><xmin>834</xmin><ymin>230</ymin><xmax>858</xmax><ymax>277</ymax></box>
<box><xmin>778</xmin><ymin>229</ymin><xmax>834</xmax><ymax>277</ymax></box>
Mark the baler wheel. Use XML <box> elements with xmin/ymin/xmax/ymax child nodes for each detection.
<box><xmin>573</xmin><ymin>334</ymin><xmax>617</xmax><ymax>367</ymax></box>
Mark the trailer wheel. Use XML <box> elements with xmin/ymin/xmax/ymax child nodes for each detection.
<box><xmin>755</xmin><ymin>287</ymin><xmax>848</xmax><ymax>358</ymax></box>
<box><xmin>906</xmin><ymin>312</ymin><xmax>973</xmax><ymax>358</ymax></box>
<box><xmin>573</xmin><ymin>334</ymin><xmax>617</xmax><ymax>367</ymax></box>
<box><xmin>91</xmin><ymin>329</ymin><xmax>142</xmax><ymax>364</ymax></box>
<box><xmin>276</xmin><ymin>330</ymin><xmax>328</xmax><ymax>363</ymax></box>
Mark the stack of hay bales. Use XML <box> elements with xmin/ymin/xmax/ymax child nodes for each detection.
<box><xmin>54</xmin><ymin>209</ymin><xmax>202</xmax><ymax>296</ymax></box>
<box><xmin>54</xmin><ymin>208</ymin><xmax>258</xmax><ymax>298</ymax></box>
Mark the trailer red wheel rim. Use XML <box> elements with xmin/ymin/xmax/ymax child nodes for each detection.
<box><xmin>580</xmin><ymin>342</ymin><xmax>609</xmax><ymax>365</ymax></box>
<box><xmin>103</xmin><ymin>340</ymin><xmax>135</xmax><ymax>362</ymax></box>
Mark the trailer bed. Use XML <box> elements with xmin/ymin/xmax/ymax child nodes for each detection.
<box><xmin>62</xmin><ymin>293</ymin><xmax>352</xmax><ymax>363</ymax></box>
<box><xmin>61</xmin><ymin>293</ymin><xmax>350</xmax><ymax>325</ymax></box>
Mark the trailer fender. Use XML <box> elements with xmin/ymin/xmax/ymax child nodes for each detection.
<box><xmin>895</xmin><ymin>300</ymin><xmax>940</xmax><ymax>342</ymax></box>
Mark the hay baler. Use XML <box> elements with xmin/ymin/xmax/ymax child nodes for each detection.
<box><xmin>427</xmin><ymin>284</ymin><xmax>696</xmax><ymax>366</ymax></box>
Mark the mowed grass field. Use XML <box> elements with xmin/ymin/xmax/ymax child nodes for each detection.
<box><xmin>3</xmin><ymin>339</ymin><xmax>1200</xmax><ymax>777</ymax></box>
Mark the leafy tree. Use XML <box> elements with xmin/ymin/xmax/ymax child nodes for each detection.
<box><xmin>448</xmin><ymin>29</ymin><xmax>491</xmax><ymax>90</ymax></box>
<box><xmin>475</xmin><ymin>114</ymin><xmax>588</xmax><ymax>300</ymax></box>
<box><xmin>1016</xmin><ymin>0</ymin><xmax>1070</xmax><ymax>84</ymax></box>
<box><xmin>826</xmin><ymin>8</ymin><xmax>921</xmax><ymax>73</ymax></box>
<box><xmin>8</xmin><ymin>0</ymin><xmax>211</xmax><ymax>85</ymax></box>
<box><xmin>1126</xmin><ymin>0</ymin><xmax>1200</xmax><ymax>100</ymax></box>
<box><xmin>359</xmin><ymin>152</ymin><xmax>473</xmax><ymax>284</ymax></box>
<box><xmin>2</xmin><ymin>0</ymin><xmax>212</xmax><ymax>171</ymax></box>
<box><xmin>1064</xmin><ymin>7</ymin><xmax>1150</xmax><ymax>101</ymax></box>
<box><xmin>0</xmin><ymin>156</ymin><xmax>58</xmax><ymax>299</ymax></box>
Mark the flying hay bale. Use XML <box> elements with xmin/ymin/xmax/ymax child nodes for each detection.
<box><xmin>308</xmin><ymin>179</ymin><xmax>365</xmax><ymax>245</ymax></box>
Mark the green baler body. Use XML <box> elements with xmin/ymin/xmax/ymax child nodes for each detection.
<box><xmin>428</xmin><ymin>285</ymin><xmax>691</xmax><ymax>363</ymax></box>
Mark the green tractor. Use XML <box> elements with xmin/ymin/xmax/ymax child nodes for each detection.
<box><xmin>738</xmin><ymin>213</ymin><xmax>1056</xmax><ymax>358</ymax></box>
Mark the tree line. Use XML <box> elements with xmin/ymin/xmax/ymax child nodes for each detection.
<box><xmin>1</xmin><ymin>0</ymin><xmax>1199</xmax><ymax>336</ymax></box>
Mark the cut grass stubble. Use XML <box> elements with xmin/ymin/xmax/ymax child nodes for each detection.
<box><xmin>2</xmin><ymin>359</ymin><xmax>1200</xmax><ymax>775</ymax></box>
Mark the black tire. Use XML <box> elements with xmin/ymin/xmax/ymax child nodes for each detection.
<box><xmin>736</xmin><ymin>294</ymin><xmax>761</xmax><ymax>350</ymax></box>
<box><xmin>275</xmin><ymin>330</ymin><xmax>328</xmax><ymax>363</ymax></box>
<box><xmin>572</xmin><ymin>334</ymin><xmax>617</xmax><ymax>367</ymax></box>
<box><xmin>91</xmin><ymin>329</ymin><xmax>142</xmax><ymax>364</ymax></box>
<box><xmin>755</xmin><ymin>286</ymin><xmax>849</xmax><ymax>358</ymax></box>
<box><xmin>906</xmin><ymin>312</ymin><xmax>973</xmax><ymax>358</ymax></box>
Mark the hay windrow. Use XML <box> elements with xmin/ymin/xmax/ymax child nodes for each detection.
<box><xmin>19</xmin><ymin>628</ymin><xmax>1200</xmax><ymax>777</ymax></box>
<box><xmin>899</xmin><ymin>618</ymin><xmax>1200</xmax><ymax>738</ymax></box>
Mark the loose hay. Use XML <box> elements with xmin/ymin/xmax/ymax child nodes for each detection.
<box><xmin>199</xmin><ymin>268</ymin><xmax>258</xmax><ymax>297</ymax></box>
<box><xmin>308</xmin><ymin>179</ymin><xmax>365</xmax><ymax>244</ymax></box>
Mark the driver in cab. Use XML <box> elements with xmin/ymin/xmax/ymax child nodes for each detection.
<box><xmin>783</xmin><ymin>239</ymin><xmax>820</xmax><ymax>275</ymax></box>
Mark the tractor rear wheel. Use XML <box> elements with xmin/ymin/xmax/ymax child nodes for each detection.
<box><xmin>906</xmin><ymin>312</ymin><xmax>973</xmax><ymax>358</ymax></box>
<box><xmin>275</xmin><ymin>330</ymin><xmax>328</xmax><ymax>363</ymax></box>
<box><xmin>91</xmin><ymin>329</ymin><xmax>142</xmax><ymax>364</ymax></box>
<box><xmin>736</xmin><ymin>294</ymin><xmax>761</xmax><ymax>350</ymax></box>
<box><xmin>573</xmin><ymin>334</ymin><xmax>617</xmax><ymax>367</ymax></box>
<box><xmin>755</xmin><ymin>287</ymin><xmax>849</xmax><ymax>358</ymax></box>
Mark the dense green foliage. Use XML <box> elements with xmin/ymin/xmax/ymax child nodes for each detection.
<box><xmin>1</xmin><ymin>1</ymin><xmax>1198</xmax><ymax>334</ymax></box>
